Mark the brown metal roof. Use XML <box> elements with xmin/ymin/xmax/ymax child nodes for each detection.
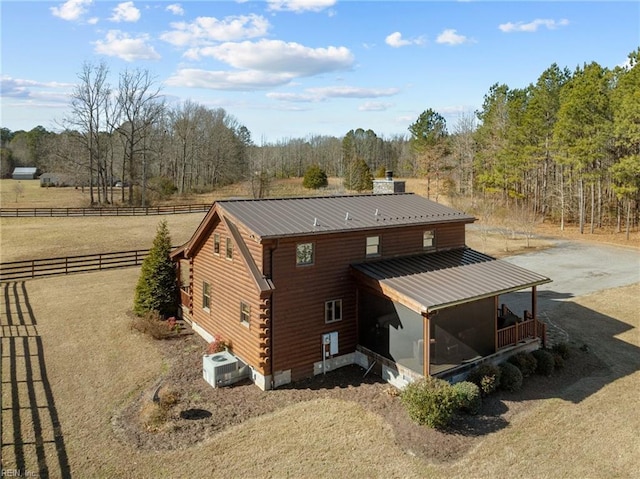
<box><xmin>351</xmin><ymin>248</ymin><xmax>551</xmax><ymax>314</ymax></box>
<box><xmin>216</xmin><ymin>194</ymin><xmax>475</xmax><ymax>239</ymax></box>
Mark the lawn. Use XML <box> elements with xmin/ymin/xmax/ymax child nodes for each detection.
<box><xmin>17</xmin><ymin>270</ymin><xmax>640</xmax><ymax>477</ymax></box>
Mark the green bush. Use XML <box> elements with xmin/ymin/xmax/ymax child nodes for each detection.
<box><xmin>532</xmin><ymin>349</ymin><xmax>555</xmax><ymax>376</ymax></box>
<box><xmin>498</xmin><ymin>362</ymin><xmax>523</xmax><ymax>392</ymax></box>
<box><xmin>400</xmin><ymin>377</ymin><xmax>458</xmax><ymax>428</ymax></box>
<box><xmin>551</xmin><ymin>342</ymin><xmax>571</xmax><ymax>360</ymax></box>
<box><xmin>302</xmin><ymin>164</ymin><xmax>328</xmax><ymax>189</ymax></box>
<box><xmin>508</xmin><ymin>352</ymin><xmax>538</xmax><ymax>377</ymax></box>
<box><xmin>452</xmin><ymin>381</ymin><xmax>482</xmax><ymax>415</ymax></box>
<box><xmin>467</xmin><ymin>363</ymin><xmax>501</xmax><ymax>395</ymax></box>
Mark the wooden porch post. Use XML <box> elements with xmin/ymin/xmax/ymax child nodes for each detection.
<box><xmin>532</xmin><ymin>285</ymin><xmax>537</xmax><ymax>319</ymax></box>
<box><xmin>424</xmin><ymin>313</ymin><xmax>430</xmax><ymax>377</ymax></box>
<box><xmin>494</xmin><ymin>296</ymin><xmax>499</xmax><ymax>352</ymax></box>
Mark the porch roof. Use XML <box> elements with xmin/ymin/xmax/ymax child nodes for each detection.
<box><xmin>350</xmin><ymin>248</ymin><xmax>551</xmax><ymax>314</ymax></box>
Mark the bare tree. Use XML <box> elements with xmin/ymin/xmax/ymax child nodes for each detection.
<box><xmin>66</xmin><ymin>61</ymin><xmax>111</xmax><ymax>205</ymax></box>
<box><xmin>112</xmin><ymin>68</ymin><xmax>164</xmax><ymax>206</ymax></box>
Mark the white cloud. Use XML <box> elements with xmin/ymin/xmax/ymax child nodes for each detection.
<box><xmin>161</xmin><ymin>14</ymin><xmax>270</xmax><ymax>47</ymax></box>
<box><xmin>359</xmin><ymin>101</ymin><xmax>393</xmax><ymax>111</ymax></box>
<box><xmin>267</xmin><ymin>0</ymin><xmax>336</xmax><ymax>13</ymax></box>
<box><xmin>109</xmin><ymin>2</ymin><xmax>141</xmax><ymax>23</ymax></box>
<box><xmin>499</xmin><ymin>18</ymin><xmax>570</xmax><ymax>33</ymax></box>
<box><xmin>166</xmin><ymin>3</ymin><xmax>184</xmax><ymax>16</ymax></box>
<box><xmin>1</xmin><ymin>76</ymin><xmax>74</xmax><ymax>100</ymax></box>
<box><xmin>268</xmin><ymin>86</ymin><xmax>399</xmax><ymax>103</ymax></box>
<box><xmin>94</xmin><ymin>31</ymin><xmax>160</xmax><ymax>62</ymax></box>
<box><xmin>385</xmin><ymin>32</ymin><xmax>425</xmax><ymax>48</ymax></box>
<box><xmin>436</xmin><ymin>29</ymin><xmax>471</xmax><ymax>46</ymax></box>
<box><xmin>50</xmin><ymin>0</ymin><xmax>92</xmax><ymax>21</ymax></box>
<box><xmin>196</xmin><ymin>40</ymin><xmax>354</xmax><ymax>77</ymax></box>
<box><xmin>165</xmin><ymin>69</ymin><xmax>295</xmax><ymax>90</ymax></box>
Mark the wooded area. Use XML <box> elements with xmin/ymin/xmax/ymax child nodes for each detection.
<box><xmin>1</xmin><ymin>51</ymin><xmax>638</xmax><ymax>235</ymax></box>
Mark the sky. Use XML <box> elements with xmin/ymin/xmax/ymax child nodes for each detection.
<box><xmin>1</xmin><ymin>1</ymin><xmax>638</xmax><ymax>142</ymax></box>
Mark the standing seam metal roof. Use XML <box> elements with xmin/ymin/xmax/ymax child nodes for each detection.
<box><xmin>217</xmin><ymin>193</ymin><xmax>475</xmax><ymax>238</ymax></box>
<box><xmin>351</xmin><ymin>248</ymin><xmax>551</xmax><ymax>313</ymax></box>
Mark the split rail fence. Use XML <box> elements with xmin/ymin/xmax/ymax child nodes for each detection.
<box><xmin>0</xmin><ymin>204</ymin><xmax>210</xmax><ymax>217</ymax></box>
<box><xmin>0</xmin><ymin>249</ymin><xmax>156</xmax><ymax>282</ymax></box>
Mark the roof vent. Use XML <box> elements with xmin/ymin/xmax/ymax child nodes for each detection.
<box><xmin>374</xmin><ymin>208</ymin><xmax>379</xmax><ymax>216</ymax></box>
<box><xmin>385</xmin><ymin>170</ymin><xmax>393</xmax><ymax>180</ymax></box>
<box><xmin>345</xmin><ymin>212</ymin><xmax>350</xmax><ymax>221</ymax></box>
<box><xmin>313</xmin><ymin>217</ymin><xmax>319</xmax><ymax>227</ymax></box>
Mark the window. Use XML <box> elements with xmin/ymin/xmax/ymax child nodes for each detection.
<box><xmin>240</xmin><ymin>301</ymin><xmax>250</xmax><ymax>326</ymax></box>
<box><xmin>296</xmin><ymin>242</ymin><xmax>314</xmax><ymax>266</ymax></box>
<box><xmin>226</xmin><ymin>237</ymin><xmax>233</xmax><ymax>260</ymax></box>
<box><xmin>213</xmin><ymin>234</ymin><xmax>220</xmax><ymax>255</ymax></box>
<box><xmin>325</xmin><ymin>299</ymin><xmax>342</xmax><ymax>323</ymax></box>
<box><xmin>423</xmin><ymin>230</ymin><xmax>435</xmax><ymax>249</ymax></box>
<box><xmin>202</xmin><ymin>281</ymin><xmax>211</xmax><ymax>310</ymax></box>
<box><xmin>366</xmin><ymin>236</ymin><xmax>380</xmax><ymax>257</ymax></box>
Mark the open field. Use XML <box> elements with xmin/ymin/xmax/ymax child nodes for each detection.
<box><xmin>3</xmin><ymin>269</ymin><xmax>637</xmax><ymax>477</ymax></box>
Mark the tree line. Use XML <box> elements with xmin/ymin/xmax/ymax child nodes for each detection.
<box><xmin>1</xmin><ymin>51</ymin><xmax>638</xmax><ymax>236</ymax></box>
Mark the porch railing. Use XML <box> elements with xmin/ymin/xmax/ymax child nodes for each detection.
<box><xmin>497</xmin><ymin>318</ymin><xmax>546</xmax><ymax>349</ymax></box>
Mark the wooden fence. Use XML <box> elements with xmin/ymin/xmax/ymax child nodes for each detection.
<box><xmin>0</xmin><ymin>204</ymin><xmax>210</xmax><ymax>217</ymax></box>
<box><xmin>0</xmin><ymin>249</ymin><xmax>155</xmax><ymax>282</ymax></box>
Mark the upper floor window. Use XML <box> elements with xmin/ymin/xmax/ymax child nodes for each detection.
<box><xmin>213</xmin><ymin>234</ymin><xmax>220</xmax><ymax>255</ymax></box>
<box><xmin>296</xmin><ymin>242</ymin><xmax>314</xmax><ymax>266</ymax></box>
<box><xmin>226</xmin><ymin>237</ymin><xmax>233</xmax><ymax>260</ymax></box>
<box><xmin>325</xmin><ymin>299</ymin><xmax>342</xmax><ymax>323</ymax></box>
<box><xmin>423</xmin><ymin>230</ymin><xmax>435</xmax><ymax>249</ymax></box>
<box><xmin>240</xmin><ymin>301</ymin><xmax>250</xmax><ymax>326</ymax></box>
<box><xmin>202</xmin><ymin>281</ymin><xmax>211</xmax><ymax>310</ymax></box>
<box><xmin>366</xmin><ymin>235</ymin><xmax>380</xmax><ymax>257</ymax></box>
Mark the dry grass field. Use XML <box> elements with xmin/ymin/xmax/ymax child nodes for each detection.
<box><xmin>1</xmin><ymin>176</ymin><xmax>638</xmax><ymax>477</ymax></box>
<box><xmin>7</xmin><ymin>270</ymin><xmax>638</xmax><ymax>477</ymax></box>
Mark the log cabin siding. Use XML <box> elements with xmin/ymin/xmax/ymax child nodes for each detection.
<box><xmin>191</xmin><ymin>220</ymin><xmax>266</xmax><ymax>374</ymax></box>
<box><xmin>267</xmin><ymin>222</ymin><xmax>466</xmax><ymax>378</ymax></box>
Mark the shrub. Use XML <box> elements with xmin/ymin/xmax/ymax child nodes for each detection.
<box><xmin>400</xmin><ymin>377</ymin><xmax>458</xmax><ymax>428</ymax></box>
<box><xmin>508</xmin><ymin>352</ymin><xmax>538</xmax><ymax>377</ymax></box>
<box><xmin>140</xmin><ymin>402</ymin><xmax>167</xmax><ymax>432</ymax></box>
<box><xmin>302</xmin><ymin>164</ymin><xmax>328</xmax><ymax>189</ymax></box>
<box><xmin>532</xmin><ymin>349</ymin><xmax>555</xmax><ymax>376</ymax></box>
<box><xmin>206</xmin><ymin>334</ymin><xmax>229</xmax><ymax>354</ymax></box>
<box><xmin>130</xmin><ymin>310</ymin><xmax>178</xmax><ymax>340</ymax></box>
<box><xmin>452</xmin><ymin>381</ymin><xmax>482</xmax><ymax>415</ymax></box>
<box><xmin>467</xmin><ymin>363</ymin><xmax>501</xmax><ymax>395</ymax></box>
<box><xmin>133</xmin><ymin>220</ymin><xmax>178</xmax><ymax>318</ymax></box>
<box><xmin>551</xmin><ymin>342</ymin><xmax>571</xmax><ymax>360</ymax></box>
<box><xmin>499</xmin><ymin>362</ymin><xmax>523</xmax><ymax>392</ymax></box>
<box><xmin>157</xmin><ymin>387</ymin><xmax>180</xmax><ymax>409</ymax></box>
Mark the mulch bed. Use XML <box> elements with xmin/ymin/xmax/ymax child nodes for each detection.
<box><xmin>112</xmin><ymin>333</ymin><xmax>606</xmax><ymax>463</ymax></box>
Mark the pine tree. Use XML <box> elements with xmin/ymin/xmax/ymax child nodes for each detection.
<box><xmin>134</xmin><ymin>220</ymin><xmax>178</xmax><ymax>317</ymax></box>
<box><xmin>303</xmin><ymin>164</ymin><xmax>328</xmax><ymax>189</ymax></box>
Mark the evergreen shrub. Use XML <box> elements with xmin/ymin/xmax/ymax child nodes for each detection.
<box><xmin>452</xmin><ymin>381</ymin><xmax>482</xmax><ymax>415</ymax></box>
<box><xmin>499</xmin><ymin>362</ymin><xmax>523</xmax><ymax>392</ymax></box>
<box><xmin>400</xmin><ymin>377</ymin><xmax>458</xmax><ymax>428</ymax></box>
<box><xmin>467</xmin><ymin>363</ymin><xmax>501</xmax><ymax>395</ymax></box>
<box><xmin>508</xmin><ymin>352</ymin><xmax>538</xmax><ymax>377</ymax></box>
<box><xmin>302</xmin><ymin>164</ymin><xmax>328</xmax><ymax>189</ymax></box>
<box><xmin>532</xmin><ymin>349</ymin><xmax>555</xmax><ymax>376</ymax></box>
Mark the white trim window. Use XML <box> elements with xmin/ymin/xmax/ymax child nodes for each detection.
<box><xmin>240</xmin><ymin>301</ymin><xmax>250</xmax><ymax>326</ymax></box>
<box><xmin>423</xmin><ymin>230</ymin><xmax>435</xmax><ymax>249</ymax></box>
<box><xmin>213</xmin><ymin>234</ymin><xmax>221</xmax><ymax>255</ymax></box>
<box><xmin>325</xmin><ymin>299</ymin><xmax>342</xmax><ymax>323</ymax></box>
<box><xmin>202</xmin><ymin>281</ymin><xmax>211</xmax><ymax>310</ymax></box>
<box><xmin>296</xmin><ymin>242</ymin><xmax>314</xmax><ymax>266</ymax></box>
<box><xmin>226</xmin><ymin>237</ymin><xmax>233</xmax><ymax>260</ymax></box>
<box><xmin>366</xmin><ymin>235</ymin><xmax>380</xmax><ymax>257</ymax></box>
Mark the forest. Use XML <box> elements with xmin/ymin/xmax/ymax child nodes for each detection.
<box><xmin>1</xmin><ymin>49</ymin><xmax>638</xmax><ymax>236</ymax></box>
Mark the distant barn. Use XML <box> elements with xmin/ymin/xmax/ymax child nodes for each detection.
<box><xmin>12</xmin><ymin>167</ymin><xmax>39</xmax><ymax>180</ymax></box>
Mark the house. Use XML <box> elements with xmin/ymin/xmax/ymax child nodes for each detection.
<box><xmin>12</xmin><ymin>167</ymin><xmax>39</xmax><ymax>180</ymax></box>
<box><xmin>172</xmin><ymin>193</ymin><xmax>551</xmax><ymax>390</ymax></box>
<box><xmin>40</xmin><ymin>173</ymin><xmax>70</xmax><ymax>187</ymax></box>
